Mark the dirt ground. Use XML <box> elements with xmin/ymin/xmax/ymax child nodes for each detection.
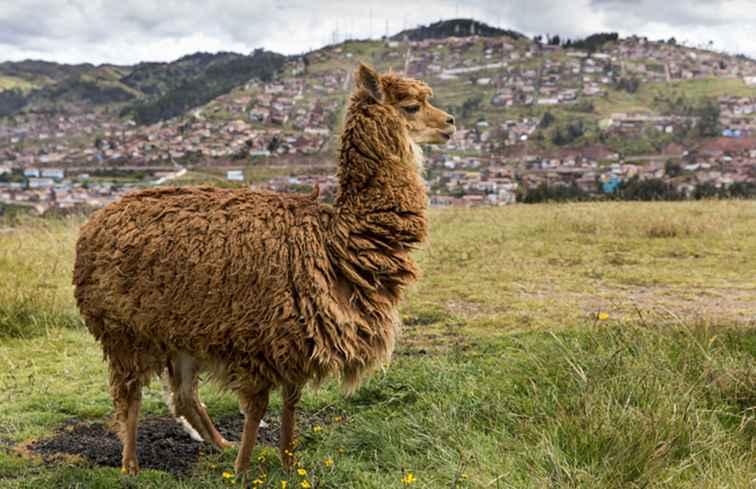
<box><xmin>24</xmin><ymin>414</ymin><xmax>274</xmax><ymax>477</ymax></box>
<box><xmin>21</xmin><ymin>406</ymin><xmax>344</xmax><ymax>478</ymax></box>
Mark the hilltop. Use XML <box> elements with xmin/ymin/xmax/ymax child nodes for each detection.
<box><xmin>391</xmin><ymin>18</ymin><xmax>525</xmax><ymax>41</ymax></box>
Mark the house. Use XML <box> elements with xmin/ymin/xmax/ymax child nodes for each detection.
<box><xmin>226</xmin><ymin>170</ymin><xmax>245</xmax><ymax>181</ymax></box>
<box><xmin>28</xmin><ymin>177</ymin><xmax>55</xmax><ymax>189</ymax></box>
<box><xmin>41</xmin><ymin>168</ymin><xmax>64</xmax><ymax>180</ymax></box>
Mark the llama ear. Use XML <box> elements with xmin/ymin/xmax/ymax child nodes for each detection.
<box><xmin>355</xmin><ymin>63</ymin><xmax>382</xmax><ymax>102</ymax></box>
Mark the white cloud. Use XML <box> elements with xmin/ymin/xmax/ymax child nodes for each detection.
<box><xmin>0</xmin><ymin>0</ymin><xmax>753</xmax><ymax>65</ymax></box>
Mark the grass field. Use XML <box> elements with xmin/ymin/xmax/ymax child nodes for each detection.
<box><xmin>1</xmin><ymin>201</ymin><xmax>755</xmax><ymax>488</ymax></box>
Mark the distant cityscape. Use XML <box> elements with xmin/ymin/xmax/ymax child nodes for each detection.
<box><xmin>1</xmin><ymin>22</ymin><xmax>755</xmax><ymax>214</ymax></box>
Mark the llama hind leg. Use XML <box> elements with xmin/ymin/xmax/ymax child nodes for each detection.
<box><xmin>279</xmin><ymin>384</ymin><xmax>302</xmax><ymax>468</ymax></box>
<box><xmin>234</xmin><ymin>386</ymin><xmax>270</xmax><ymax>474</ymax></box>
<box><xmin>162</xmin><ymin>353</ymin><xmax>233</xmax><ymax>449</ymax></box>
<box><xmin>108</xmin><ymin>354</ymin><xmax>145</xmax><ymax>475</ymax></box>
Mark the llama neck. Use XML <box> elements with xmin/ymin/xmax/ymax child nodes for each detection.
<box><xmin>333</xmin><ymin>105</ymin><xmax>428</xmax><ymax>246</ymax></box>
<box><xmin>327</xmin><ymin>100</ymin><xmax>428</xmax><ymax>298</ymax></box>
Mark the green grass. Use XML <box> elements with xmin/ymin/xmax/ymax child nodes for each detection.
<box><xmin>0</xmin><ymin>76</ymin><xmax>36</xmax><ymax>93</ymax></box>
<box><xmin>1</xmin><ymin>201</ymin><xmax>755</xmax><ymax>488</ymax></box>
<box><xmin>595</xmin><ymin>78</ymin><xmax>756</xmax><ymax>117</ymax></box>
<box><xmin>0</xmin><ymin>218</ymin><xmax>83</xmax><ymax>338</ymax></box>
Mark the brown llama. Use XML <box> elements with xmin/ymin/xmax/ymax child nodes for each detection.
<box><xmin>73</xmin><ymin>62</ymin><xmax>455</xmax><ymax>475</ymax></box>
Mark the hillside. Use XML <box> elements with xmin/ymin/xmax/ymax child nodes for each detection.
<box><xmin>121</xmin><ymin>49</ymin><xmax>287</xmax><ymax>124</ymax></box>
<box><xmin>1</xmin><ymin>19</ymin><xmax>755</xmax><ymax>213</ymax></box>
<box><xmin>0</xmin><ymin>59</ymin><xmax>97</xmax><ymax>87</ymax></box>
<box><xmin>0</xmin><ymin>50</ymin><xmax>286</xmax><ymax>119</ymax></box>
<box><xmin>0</xmin><ymin>201</ymin><xmax>754</xmax><ymax>487</ymax></box>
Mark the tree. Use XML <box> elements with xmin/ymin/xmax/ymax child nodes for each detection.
<box><xmin>727</xmin><ymin>181</ymin><xmax>756</xmax><ymax>198</ymax></box>
<box><xmin>615</xmin><ymin>76</ymin><xmax>640</xmax><ymax>94</ymax></box>
<box><xmin>551</xmin><ymin>127</ymin><xmax>566</xmax><ymax>145</ymax></box>
<box><xmin>521</xmin><ymin>182</ymin><xmax>590</xmax><ymax>203</ymax></box>
<box><xmin>570</xmin><ymin>32</ymin><xmax>619</xmax><ymax>53</ymax></box>
<box><xmin>693</xmin><ymin>182</ymin><xmax>719</xmax><ymax>199</ymax></box>
<box><xmin>618</xmin><ymin>177</ymin><xmax>681</xmax><ymax>201</ymax></box>
<box><xmin>696</xmin><ymin>98</ymin><xmax>721</xmax><ymax>137</ymax></box>
<box><xmin>0</xmin><ymin>89</ymin><xmax>27</xmax><ymax>117</ymax></box>
<box><xmin>539</xmin><ymin>111</ymin><xmax>555</xmax><ymax>128</ymax></box>
<box><xmin>266</xmin><ymin>135</ymin><xmax>281</xmax><ymax>154</ymax></box>
<box><xmin>665</xmin><ymin>160</ymin><xmax>682</xmax><ymax>177</ymax></box>
<box><xmin>566</xmin><ymin>121</ymin><xmax>584</xmax><ymax>142</ymax></box>
<box><xmin>461</xmin><ymin>95</ymin><xmax>483</xmax><ymax>119</ymax></box>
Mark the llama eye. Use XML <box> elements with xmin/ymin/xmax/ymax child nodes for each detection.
<box><xmin>403</xmin><ymin>105</ymin><xmax>420</xmax><ymax>114</ymax></box>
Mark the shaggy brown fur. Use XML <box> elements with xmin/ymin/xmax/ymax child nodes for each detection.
<box><xmin>73</xmin><ymin>63</ymin><xmax>455</xmax><ymax>475</ymax></box>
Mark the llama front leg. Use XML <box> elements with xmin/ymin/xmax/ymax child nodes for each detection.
<box><xmin>121</xmin><ymin>394</ymin><xmax>141</xmax><ymax>475</ymax></box>
<box><xmin>234</xmin><ymin>387</ymin><xmax>270</xmax><ymax>474</ymax></box>
<box><xmin>279</xmin><ymin>384</ymin><xmax>302</xmax><ymax>468</ymax></box>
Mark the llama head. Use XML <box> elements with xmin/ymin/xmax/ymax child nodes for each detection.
<box><xmin>355</xmin><ymin>63</ymin><xmax>456</xmax><ymax>145</ymax></box>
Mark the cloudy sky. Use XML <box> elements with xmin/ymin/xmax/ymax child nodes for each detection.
<box><xmin>1</xmin><ymin>0</ymin><xmax>755</xmax><ymax>65</ymax></box>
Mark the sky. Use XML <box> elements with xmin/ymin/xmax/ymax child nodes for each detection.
<box><xmin>0</xmin><ymin>0</ymin><xmax>755</xmax><ymax>65</ymax></box>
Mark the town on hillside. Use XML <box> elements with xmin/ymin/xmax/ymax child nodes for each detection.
<box><xmin>1</xmin><ymin>20</ymin><xmax>756</xmax><ymax>214</ymax></box>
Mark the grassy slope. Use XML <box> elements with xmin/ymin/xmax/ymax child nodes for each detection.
<box><xmin>0</xmin><ymin>77</ymin><xmax>37</xmax><ymax>93</ymax></box>
<box><xmin>0</xmin><ymin>201</ymin><xmax>755</xmax><ymax>488</ymax></box>
<box><xmin>594</xmin><ymin>78</ymin><xmax>756</xmax><ymax>118</ymax></box>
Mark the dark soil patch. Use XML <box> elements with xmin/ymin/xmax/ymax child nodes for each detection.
<box><xmin>26</xmin><ymin>414</ymin><xmax>275</xmax><ymax>477</ymax></box>
<box><xmin>24</xmin><ymin>408</ymin><xmax>344</xmax><ymax>478</ymax></box>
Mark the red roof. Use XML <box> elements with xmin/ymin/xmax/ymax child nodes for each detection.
<box><xmin>698</xmin><ymin>137</ymin><xmax>756</xmax><ymax>154</ymax></box>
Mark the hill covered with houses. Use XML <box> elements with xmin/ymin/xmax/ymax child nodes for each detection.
<box><xmin>1</xmin><ymin>18</ymin><xmax>756</xmax><ymax>214</ymax></box>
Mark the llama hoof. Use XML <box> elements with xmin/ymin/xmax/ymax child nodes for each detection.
<box><xmin>215</xmin><ymin>437</ymin><xmax>237</xmax><ymax>450</ymax></box>
<box><xmin>281</xmin><ymin>456</ymin><xmax>295</xmax><ymax>470</ymax></box>
<box><xmin>233</xmin><ymin>459</ymin><xmax>249</xmax><ymax>476</ymax></box>
<box><xmin>121</xmin><ymin>459</ymin><xmax>140</xmax><ymax>476</ymax></box>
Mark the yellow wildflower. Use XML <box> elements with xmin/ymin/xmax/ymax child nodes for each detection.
<box><xmin>300</xmin><ymin>481</ymin><xmax>311</xmax><ymax>489</ymax></box>
<box><xmin>281</xmin><ymin>481</ymin><xmax>288</xmax><ymax>489</ymax></box>
<box><xmin>222</xmin><ymin>471</ymin><xmax>234</xmax><ymax>480</ymax></box>
<box><xmin>324</xmin><ymin>456</ymin><xmax>334</xmax><ymax>466</ymax></box>
<box><xmin>312</xmin><ymin>425</ymin><xmax>322</xmax><ymax>433</ymax></box>
<box><xmin>297</xmin><ymin>467</ymin><xmax>307</xmax><ymax>476</ymax></box>
<box><xmin>334</xmin><ymin>415</ymin><xmax>343</xmax><ymax>422</ymax></box>
<box><xmin>597</xmin><ymin>311</ymin><xmax>609</xmax><ymax>321</ymax></box>
<box><xmin>253</xmin><ymin>479</ymin><xmax>264</xmax><ymax>486</ymax></box>
<box><xmin>402</xmin><ymin>472</ymin><xmax>416</xmax><ymax>485</ymax></box>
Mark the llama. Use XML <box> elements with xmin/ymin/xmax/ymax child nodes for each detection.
<box><xmin>73</xmin><ymin>63</ymin><xmax>455</xmax><ymax>475</ymax></box>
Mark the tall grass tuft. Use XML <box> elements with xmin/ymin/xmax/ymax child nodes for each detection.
<box><xmin>0</xmin><ymin>216</ymin><xmax>83</xmax><ymax>338</ymax></box>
